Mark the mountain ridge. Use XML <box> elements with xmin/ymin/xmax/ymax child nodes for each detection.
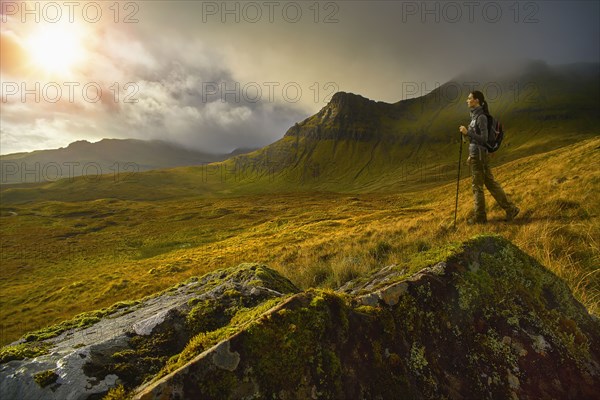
<box><xmin>0</xmin><ymin>139</ymin><xmax>258</xmax><ymax>184</ymax></box>
<box><xmin>283</xmin><ymin>91</ymin><xmax>400</xmax><ymax>141</ymax></box>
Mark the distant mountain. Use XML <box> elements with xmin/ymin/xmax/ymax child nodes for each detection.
<box><xmin>215</xmin><ymin>60</ymin><xmax>599</xmax><ymax>192</ymax></box>
<box><xmin>228</xmin><ymin>147</ymin><xmax>261</xmax><ymax>157</ymax></box>
<box><xmin>0</xmin><ymin>139</ymin><xmax>256</xmax><ymax>184</ymax></box>
<box><xmin>1</xmin><ymin>61</ymin><xmax>598</xmax><ymax>201</ymax></box>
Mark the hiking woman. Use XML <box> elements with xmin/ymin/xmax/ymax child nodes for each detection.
<box><xmin>459</xmin><ymin>90</ymin><xmax>519</xmax><ymax>224</ymax></box>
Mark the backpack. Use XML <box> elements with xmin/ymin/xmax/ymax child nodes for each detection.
<box><xmin>475</xmin><ymin>113</ymin><xmax>504</xmax><ymax>153</ymax></box>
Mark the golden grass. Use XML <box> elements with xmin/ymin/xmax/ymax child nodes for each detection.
<box><xmin>0</xmin><ymin>137</ymin><xmax>598</xmax><ymax>346</ymax></box>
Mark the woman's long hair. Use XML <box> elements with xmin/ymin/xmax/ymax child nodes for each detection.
<box><xmin>470</xmin><ymin>90</ymin><xmax>489</xmax><ymax>114</ymax></box>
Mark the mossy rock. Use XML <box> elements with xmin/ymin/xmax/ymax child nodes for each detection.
<box><xmin>134</xmin><ymin>236</ymin><xmax>600</xmax><ymax>400</ymax></box>
<box><xmin>82</xmin><ymin>263</ymin><xmax>299</xmax><ymax>390</ymax></box>
<box><xmin>0</xmin><ymin>263</ymin><xmax>298</xmax><ymax>400</ymax></box>
<box><xmin>33</xmin><ymin>370</ymin><xmax>58</xmax><ymax>388</ymax></box>
<box><xmin>0</xmin><ymin>342</ymin><xmax>50</xmax><ymax>364</ymax></box>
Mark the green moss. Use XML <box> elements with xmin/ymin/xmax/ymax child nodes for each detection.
<box><xmin>186</xmin><ymin>298</ymin><xmax>230</xmax><ymax>334</ymax></box>
<box><xmin>405</xmin><ymin>240</ymin><xmax>462</xmax><ymax>273</ymax></box>
<box><xmin>317</xmin><ymin>348</ymin><xmax>343</xmax><ymax>394</ymax></box>
<box><xmin>222</xmin><ymin>288</ymin><xmax>242</xmax><ymax>298</ymax></box>
<box><xmin>135</xmin><ymin>263</ymin><xmax>298</xmax><ymax>379</ymax></box>
<box><xmin>481</xmin><ymin>329</ymin><xmax>518</xmax><ymax>366</ymax></box>
<box><xmin>77</xmin><ymin>316</ymin><xmax>101</xmax><ymax>327</ymax></box>
<box><xmin>157</xmin><ymin>290</ymin><xmax>351</xmax><ymax>397</ymax></box>
<box><xmin>463</xmin><ymin>236</ymin><xmax>594</xmax><ymax>362</ymax></box>
<box><xmin>85</xmin><ymin>327</ymin><xmax>185</xmax><ymax>389</ymax></box>
<box><xmin>353</xmin><ymin>305</ymin><xmax>380</xmax><ymax>315</ymax></box>
<box><xmin>102</xmin><ymin>385</ymin><xmax>130</xmax><ymax>400</ymax></box>
<box><xmin>247</xmin><ymin>279</ymin><xmax>262</xmax><ymax>287</ymax></box>
<box><xmin>33</xmin><ymin>369</ymin><xmax>58</xmax><ymax>388</ymax></box>
<box><xmin>408</xmin><ymin>344</ymin><xmax>428</xmax><ymax>374</ymax></box>
<box><xmin>372</xmin><ymin>340</ymin><xmax>384</xmax><ymax>364</ymax></box>
<box><xmin>187</xmin><ymin>297</ymin><xmax>202</xmax><ymax>307</ymax></box>
<box><xmin>310</xmin><ymin>293</ymin><xmax>327</xmax><ymax>308</ymax></box>
<box><xmin>158</xmin><ymin>296</ymin><xmax>287</xmax><ymax>380</ymax></box>
<box><xmin>251</xmin><ymin>264</ymin><xmax>299</xmax><ymax>294</ymax></box>
<box><xmin>457</xmin><ymin>278</ymin><xmax>480</xmax><ymax>311</ymax></box>
<box><xmin>20</xmin><ymin>300</ymin><xmax>140</xmax><ymax>343</ymax></box>
<box><xmin>351</xmin><ymin>239</ymin><xmax>464</xmax><ymax>296</ymax></box>
<box><xmin>239</xmin><ymin>290</ymin><xmax>349</xmax><ymax>397</ymax></box>
<box><xmin>194</xmin><ymin>369</ymin><xmax>238</xmax><ymax>398</ymax></box>
<box><xmin>0</xmin><ymin>342</ymin><xmax>50</xmax><ymax>364</ymax></box>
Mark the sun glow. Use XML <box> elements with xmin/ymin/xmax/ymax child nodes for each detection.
<box><xmin>26</xmin><ymin>23</ymin><xmax>86</xmax><ymax>75</ymax></box>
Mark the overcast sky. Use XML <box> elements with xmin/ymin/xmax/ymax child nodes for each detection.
<box><xmin>1</xmin><ymin>0</ymin><xmax>598</xmax><ymax>154</ymax></box>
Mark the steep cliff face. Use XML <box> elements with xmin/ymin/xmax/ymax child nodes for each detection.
<box><xmin>2</xmin><ymin>236</ymin><xmax>599</xmax><ymax>400</ymax></box>
<box><xmin>283</xmin><ymin>92</ymin><xmax>401</xmax><ymax>141</ymax></box>
<box><xmin>135</xmin><ymin>236</ymin><xmax>599</xmax><ymax>400</ymax></box>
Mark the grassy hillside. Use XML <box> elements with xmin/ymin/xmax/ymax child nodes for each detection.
<box><xmin>1</xmin><ymin>136</ymin><xmax>598</xmax><ymax>346</ymax></box>
<box><xmin>218</xmin><ymin>61</ymin><xmax>599</xmax><ymax>193</ymax></box>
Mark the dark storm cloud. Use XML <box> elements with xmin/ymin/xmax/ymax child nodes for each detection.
<box><xmin>102</xmin><ymin>43</ymin><xmax>310</xmax><ymax>152</ymax></box>
<box><xmin>134</xmin><ymin>0</ymin><xmax>599</xmax><ymax>103</ymax></box>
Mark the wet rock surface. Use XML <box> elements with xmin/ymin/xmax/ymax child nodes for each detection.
<box><xmin>0</xmin><ymin>263</ymin><xmax>297</xmax><ymax>400</ymax></box>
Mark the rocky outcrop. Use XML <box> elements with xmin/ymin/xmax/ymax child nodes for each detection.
<box><xmin>0</xmin><ymin>263</ymin><xmax>298</xmax><ymax>400</ymax></box>
<box><xmin>2</xmin><ymin>236</ymin><xmax>599</xmax><ymax>400</ymax></box>
<box><xmin>134</xmin><ymin>235</ymin><xmax>599</xmax><ymax>400</ymax></box>
<box><xmin>283</xmin><ymin>92</ymin><xmax>403</xmax><ymax>141</ymax></box>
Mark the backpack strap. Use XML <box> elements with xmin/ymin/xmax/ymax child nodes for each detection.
<box><xmin>474</xmin><ymin>113</ymin><xmax>489</xmax><ymax>137</ymax></box>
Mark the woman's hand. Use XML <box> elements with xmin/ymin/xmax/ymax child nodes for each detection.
<box><xmin>459</xmin><ymin>125</ymin><xmax>468</xmax><ymax>136</ymax></box>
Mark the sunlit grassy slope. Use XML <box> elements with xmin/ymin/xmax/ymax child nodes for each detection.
<box><xmin>1</xmin><ymin>136</ymin><xmax>598</xmax><ymax>346</ymax></box>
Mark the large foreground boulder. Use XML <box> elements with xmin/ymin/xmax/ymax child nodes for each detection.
<box><xmin>135</xmin><ymin>236</ymin><xmax>599</xmax><ymax>400</ymax></box>
<box><xmin>1</xmin><ymin>235</ymin><xmax>598</xmax><ymax>399</ymax></box>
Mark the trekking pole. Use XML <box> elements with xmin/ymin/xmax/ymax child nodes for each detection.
<box><xmin>453</xmin><ymin>133</ymin><xmax>463</xmax><ymax>229</ymax></box>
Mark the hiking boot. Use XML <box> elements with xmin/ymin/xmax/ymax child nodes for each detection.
<box><xmin>467</xmin><ymin>216</ymin><xmax>487</xmax><ymax>225</ymax></box>
<box><xmin>506</xmin><ymin>206</ymin><xmax>520</xmax><ymax>222</ymax></box>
